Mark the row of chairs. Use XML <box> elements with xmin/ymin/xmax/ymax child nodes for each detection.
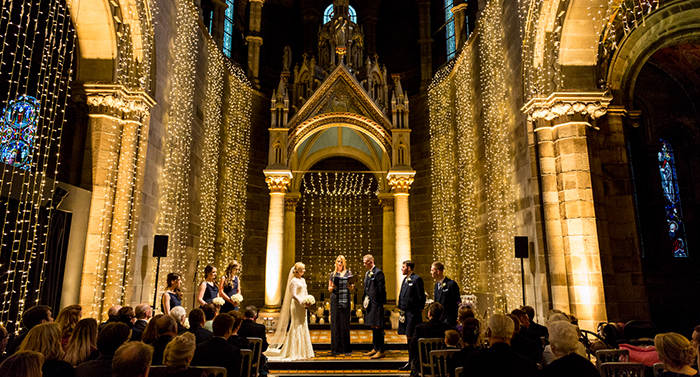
<box><xmin>596</xmin><ymin>349</ymin><xmax>667</xmax><ymax>377</ymax></box>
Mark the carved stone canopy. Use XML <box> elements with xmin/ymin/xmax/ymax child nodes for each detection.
<box><xmin>72</xmin><ymin>83</ymin><xmax>155</xmax><ymax>121</ymax></box>
<box><xmin>522</xmin><ymin>92</ymin><xmax>613</xmax><ymax>130</ymax></box>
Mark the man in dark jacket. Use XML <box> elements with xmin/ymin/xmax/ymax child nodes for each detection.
<box><xmin>410</xmin><ymin>302</ymin><xmax>452</xmax><ymax>376</ymax></box>
<box><xmin>238</xmin><ymin>305</ymin><xmax>268</xmax><ymax>352</ymax></box>
<box><xmin>150</xmin><ymin>315</ymin><xmax>177</xmax><ymax>365</ymax></box>
<box><xmin>75</xmin><ymin>322</ymin><xmax>130</xmax><ymax>377</ymax></box>
<box><xmin>398</xmin><ymin>260</ymin><xmax>426</xmax><ymax>370</ymax></box>
<box><xmin>187</xmin><ymin>308</ymin><xmax>213</xmax><ymax>344</ymax></box>
<box><xmin>192</xmin><ymin>311</ymin><xmax>242</xmax><ymax>377</ymax></box>
<box><xmin>130</xmin><ymin>303</ymin><xmax>151</xmax><ymax>341</ymax></box>
<box><xmin>5</xmin><ymin>305</ymin><xmax>52</xmax><ymax>356</ymax></box>
<box><xmin>431</xmin><ymin>262</ymin><xmax>461</xmax><ymax>326</ymax></box>
<box><xmin>363</xmin><ymin>254</ymin><xmax>387</xmax><ymax>359</ymax></box>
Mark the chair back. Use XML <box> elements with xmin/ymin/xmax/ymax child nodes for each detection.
<box><xmin>191</xmin><ymin>366</ymin><xmax>227</xmax><ymax>377</ymax></box>
<box><xmin>596</xmin><ymin>349</ymin><xmax>630</xmax><ymax>372</ymax></box>
<box><xmin>454</xmin><ymin>366</ymin><xmax>463</xmax><ymax>377</ymax></box>
<box><xmin>599</xmin><ymin>362</ymin><xmax>646</xmax><ymax>377</ymax></box>
<box><xmin>240</xmin><ymin>349</ymin><xmax>252</xmax><ymax>377</ymax></box>
<box><xmin>652</xmin><ymin>362</ymin><xmax>665</xmax><ymax>376</ymax></box>
<box><xmin>418</xmin><ymin>338</ymin><xmax>445</xmax><ymax>377</ymax></box>
<box><xmin>429</xmin><ymin>349</ymin><xmax>459</xmax><ymax>377</ymax></box>
<box><xmin>247</xmin><ymin>337</ymin><xmax>263</xmax><ymax>377</ymax></box>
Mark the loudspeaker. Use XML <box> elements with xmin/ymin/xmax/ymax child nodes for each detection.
<box><xmin>153</xmin><ymin>235</ymin><xmax>168</xmax><ymax>258</ymax></box>
<box><xmin>514</xmin><ymin>236</ymin><xmax>529</xmax><ymax>258</ymax></box>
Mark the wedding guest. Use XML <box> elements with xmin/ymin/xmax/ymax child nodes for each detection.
<box><xmin>397</xmin><ymin>259</ymin><xmax>426</xmax><ymax>371</ymax></box>
<box><xmin>197</xmin><ymin>265</ymin><xmax>219</xmax><ymax>307</ymax></box>
<box><xmin>162</xmin><ymin>273</ymin><xmax>183</xmax><ymax>315</ymax></box>
<box><xmin>445</xmin><ymin>330</ymin><xmax>460</xmax><ymax>348</ymax></box>
<box><xmin>141</xmin><ymin>314</ymin><xmax>164</xmax><ymax>344</ymax></box>
<box><xmin>692</xmin><ymin>326</ymin><xmax>700</xmax><ymax>370</ymax></box>
<box><xmin>454</xmin><ymin>305</ymin><xmax>476</xmax><ymax>335</ymax></box>
<box><xmin>187</xmin><ymin>309</ymin><xmax>213</xmax><ymax>344</ymax></box>
<box><xmin>18</xmin><ymin>322</ymin><xmax>74</xmax><ymax>377</ymax></box>
<box><xmin>131</xmin><ymin>303</ymin><xmax>152</xmax><ymax>341</ymax></box>
<box><xmin>227</xmin><ymin>311</ymin><xmax>250</xmax><ymax>350</ymax></box>
<box><xmin>202</xmin><ymin>303</ymin><xmax>218</xmax><ymax>332</ymax></box>
<box><xmin>191</xmin><ymin>312</ymin><xmax>242</xmax><ymax>377</ymax></box>
<box><xmin>431</xmin><ymin>262</ymin><xmax>460</xmax><ymax>326</ymax></box>
<box><xmin>0</xmin><ymin>350</ymin><xmax>44</xmax><ymax>377</ymax></box>
<box><xmin>542</xmin><ymin>312</ymin><xmax>586</xmax><ymax>366</ymax></box>
<box><xmin>363</xmin><ymin>254</ymin><xmax>387</xmax><ymax>359</ymax></box>
<box><xmin>410</xmin><ymin>302</ymin><xmax>452</xmax><ymax>375</ymax></box>
<box><xmin>62</xmin><ymin>318</ymin><xmax>98</xmax><ymax>366</ymax></box>
<box><xmin>112</xmin><ymin>341</ymin><xmax>153</xmax><ymax>377</ymax></box>
<box><xmin>448</xmin><ymin>317</ymin><xmax>481</xmax><ymax>377</ymax></box>
<box><xmin>115</xmin><ymin>306</ymin><xmax>136</xmax><ymax>329</ymax></box>
<box><xmin>522</xmin><ymin>305</ymin><xmax>548</xmax><ymax>338</ymax></box>
<box><xmin>151</xmin><ymin>315</ymin><xmax>178</xmax><ymax>365</ymax></box>
<box><xmin>655</xmin><ymin>332</ymin><xmax>699</xmax><ymax>377</ymax></box>
<box><xmin>508</xmin><ymin>313</ymin><xmax>541</xmax><ymax>363</ymax></box>
<box><xmin>149</xmin><ymin>333</ymin><xmax>206</xmax><ymax>377</ymax></box>
<box><xmin>219</xmin><ymin>260</ymin><xmax>242</xmax><ymax>313</ymax></box>
<box><xmin>512</xmin><ymin>308</ymin><xmax>543</xmax><ymax>349</ymax></box>
<box><xmin>170</xmin><ymin>306</ymin><xmax>188</xmax><ymax>335</ymax></box>
<box><xmin>238</xmin><ymin>306</ymin><xmax>267</xmax><ymax>351</ymax></box>
<box><xmin>75</xmin><ymin>322</ymin><xmax>130</xmax><ymax>377</ymax></box>
<box><xmin>329</xmin><ymin>255</ymin><xmax>354</xmax><ymax>356</ymax></box>
<box><xmin>98</xmin><ymin>305</ymin><xmax>121</xmax><ymax>333</ymax></box>
<box><xmin>6</xmin><ymin>305</ymin><xmax>52</xmax><ymax>356</ymax></box>
<box><xmin>55</xmin><ymin>305</ymin><xmax>82</xmax><ymax>349</ymax></box>
<box><xmin>540</xmin><ymin>321</ymin><xmax>600</xmax><ymax>377</ymax></box>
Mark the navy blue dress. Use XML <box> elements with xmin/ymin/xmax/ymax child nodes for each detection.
<box><xmin>221</xmin><ymin>276</ymin><xmax>239</xmax><ymax>313</ymax></box>
<box><xmin>201</xmin><ymin>282</ymin><xmax>219</xmax><ymax>306</ymax></box>
<box><xmin>161</xmin><ymin>291</ymin><xmax>182</xmax><ymax>313</ymax></box>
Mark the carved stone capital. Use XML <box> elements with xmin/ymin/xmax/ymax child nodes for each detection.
<box><xmin>522</xmin><ymin>92</ymin><xmax>613</xmax><ymax>130</ymax></box>
<box><xmin>387</xmin><ymin>171</ymin><xmax>416</xmax><ymax>194</ymax></box>
<box><xmin>72</xmin><ymin>83</ymin><xmax>155</xmax><ymax>121</ymax></box>
<box><xmin>285</xmin><ymin>197</ymin><xmax>300</xmax><ymax>211</ymax></box>
<box><xmin>264</xmin><ymin>169</ymin><xmax>292</xmax><ymax>193</ymax></box>
<box><xmin>246</xmin><ymin>35</ymin><xmax>264</xmax><ymax>45</ymax></box>
<box><xmin>378</xmin><ymin>197</ymin><xmax>394</xmax><ymax>212</ymax></box>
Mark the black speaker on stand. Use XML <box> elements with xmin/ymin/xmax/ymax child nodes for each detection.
<box><xmin>515</xmin><ymin>236</ymin><xmax>528</xmax><ymax>306</ymax></box>
<box><xmin>152</xmin><ymin>235</ymin><xmax>168</xmax><ymax>309</ymax></box>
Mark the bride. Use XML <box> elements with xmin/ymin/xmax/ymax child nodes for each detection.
<box><xmin>265</xmin><ymin>262</ymin><xmax>315</xmax><ymax>360</ymax></box>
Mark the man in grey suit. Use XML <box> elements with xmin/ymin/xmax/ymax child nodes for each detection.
<box><xmin>398</xmin><ymin>260</ymin><xmax>426</xmax><ymax>370</ymax></box>
<box><xmin>363</xmin><ymin>254</ymin><xmax>386</xmax><ymax>359</ymax></box>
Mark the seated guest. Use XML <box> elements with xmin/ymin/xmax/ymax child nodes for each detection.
<box><xmin>149</xmin><ymin>333</ymin><xmax>207</xmax><ymax>377</ymax></box>
<box><xmin>115</xmin><ymin>307</ymin><xmax>136</xmax><ymax>329</ymax></box>
<box><xmin>540</xmin><ymin>321</ymin><xmax>600</xmax><ymax>377</ymax></box>
<box><xmin>237</xmin><ymin>305</ymin><xmax>269</xmax><ymax>376</ymax></box>
<box><xmin>445</xmin><ymin>330</ymin><xmax>460</xmax><ymax>349</ymax></box>
<box><xmin>692</xmin><ymin>326</ymin><xmax>700</xmax><ymax>370</ymax></box>
<box><xmin>130</xmin><ymin>304</ymin><xmax>152</xmax><ymax>341</ymax></box>
<box><xmin>448</xmin><ymin>317</ymin><xmax>481</xmax><ymax>377</ymax></box>
<box><xmin>655</xmin><ymin>332</ymin><xmax>699</xmax><ymax>377</ymax></box>
<box><xmin>410</xmin><ymin>302</ymin><xmax>453</xmax><ymax>375</ymax></box>
<box><xmin>18</xmin><ymin>322</ymin><xmax>74</xmax><ymax>377</ymax></box>
<box><xmin>75</xmin><ymin>322</ymin><xmax>130</xmax><ymax>377</ymax></box>
<box><xmin>98</xmin><ymin>305</ymin><xmax>121</xmax><ymax>333</ymax></box>
<box><xmin>112</xmin><ymin>341</ymin><xmax>153</xmax><ymax>377</ymax></box>
<box><xmin>0</xmin><ymin>350</ymin><xmax>44</xmax><ymax>377</ymax></box>
<box><xmin>6</xmin><ymin>305</ymin><xmax>52</xmax><ymax>356</ymax></box>
<box><xmin>227</xmin><ymin>311</ymin><xmax>250</xmax><ymax>350</ymax></box>
<box><xmin>542</xmin><ymin>312</ymin><xmax>586</xmax><ymax>366</ymax></box>
<box><xmin>512</xmin><ymin>309</ymin><xmax>543</xmax><ymax>349</ymax></box>
<box><xmin>63</xmin><ymin>318</ymin><xmax>98</xmax><ymax>366</ymax></box>
<box><xmin>462</xmin><ymin>313</ymin><xmax>538</xmax><ymax>377</ymax></box>
<box><xmin>522</xmin><ymin>305</ymin><xmax>548</xmax><ymax>339</ymax></box>
<box><xmin>142</xmin><ymin>314</ymin><xmax>164</xmax><ymax>344</ymax></box>
<box><xmin>455</xmin><ymin>306</ymin><xmax>476</xmax><ymax>334</ymax></box>
<box><xmin>187</xmin><ymin>309</ymin><xmax>213</xmax><ymax>344</ymax></box>
<box><xmin>55</xmin><ymin>305</ymin><xmax>82</xmax><ymax>349</ymax></box>
<box><xmin>508</xmin><ymin>313</ymin><xmax>542</xmax><ymax>363</ymax></box>
<box><xmin>151</xmin><ymin>315</ymin><xmax>178</xmax><ymax>365</ymax></box>
<box><xmin>191</xmin><ymin>311</ymin><xmax>242</xmax><ymax>377</ymax></box>
<box><xmin>202</xmin><ymin>303</ymin><xmax>218</xmax><ymax>332</ymax></box>
<box><xmin>170</xmin><ymin>306</ymin><xmax>188</xmax><ymax>335</ymax></box>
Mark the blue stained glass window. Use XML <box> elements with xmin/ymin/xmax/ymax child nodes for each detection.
<box><xmin>444</xmin><ymin>0</ymin><xmax>456</xmax><ymax>60</ymax></box>
<box><xmin>658</xmin><ymin>139</ymin><xmax>688</xmax><ymax>257</ymax></box>
<box><xmin>223</xmin><ymin>0</ymin><xmax>235</xmax><ymax>58</ymax></box>
<box><xmin>323</xmin><ymin>4</ymin><xmax>357</xmax><ymax>24</ymax></box>
<box><xmin>0</xmin><ymin>95</ymin><xmax>40</xmax><ymax>170</ymax></box>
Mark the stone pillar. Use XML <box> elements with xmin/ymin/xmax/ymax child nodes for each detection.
<box><xmin>74</xmin><ymin>84</ymin><xmax>154</xmax><ymax>320</ymax></box>
<box><xmin>210</xmin><ymin>0</ymin><xmax>228</xmax><ymax>48</ymax></box>
<box><xmin>283</xmin><ymin>193</ymin><xmax>300</xmax><ymax>285</ymax></box>
<box><xmin>451</xmin><ymin>3</ymin><xmax>469</xmax><ymax>54</ymax></box>
<box><xmin>263</xmin><ymin>170</ymin><xmax>292</xmax><ymax>311</ymax></box>
<box><xmin>247</xmin><ymin>0</ymin><xmax>264</xmax><ymax>88</ymax></box>
<box><xmin>417</xmin><ymin>0</ymin><xmax>433</xmax><ymax>90</ymax></box>
<box><xmin>387</xmin><ymin>172</ymin><xmax>415</xmax><ymax>304</ymax></box>
<box><xmin>378</xmin><ymin>193</ymin><xmax>396</xmax><ymax>304</ymax></box>
<box><xmin>523</xmin><ymin>92</ymin><xmax>611</xmax><ymax>330</ymax></box>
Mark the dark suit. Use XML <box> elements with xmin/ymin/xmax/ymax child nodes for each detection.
<box><xmin>130</xmin><ymin>319</ymin><xmax>148</xmax><ymax>341</ymax></box>
<box><xmin>540</xmin><ymin>353</ymin><xmax>601</xmax><ymax>377</ymax></box>
<box><xmin>462</xmin><ymin>342</ymin><xmax>538</xmax><ymax>377</ymax></box>
<box><xmin>510</xmin><ymin>332</ymin><xmax>542</xmax><ymax>363</ymax></box>
<box><xmin>191</xmin><ymin>336</ymin><xmax>241</xmax><ymax>377</ymax></box>
<box><xmin>434</xmin><ymin>278</ymin><xmax>460</xmax><ymax>326</ymax></box>
<box><xmin>398</xmin><ymin>272</ymin><xmax>426</xmax><ymax>338</ymax></box>
<box><xmin>151</xmin><ymin>334</ymin><xmax>174</xmax><ymax>365</ymax></box>
<box><xmin>75</xmin><ymin>354</ymin><xmax>113</xmax><ymax>377</ymax></box>
<box><xmin>410</xmin><ymin>318</ymin><xmax>453</xmax><ymax>373</ymax></box>
<box><xmin>188</xmin><ymin>324</ymin><xmax>214</xmax><ymax>344</ymax></box>
<box><xmin>364</xmin><ymin>265</ymin><xmax>386</xmax><ymax>352</ymax></box>
<box><xmin>238</xmin><ymin>318</ymin><xmax>268</xmax><ymax>352</ymax></box>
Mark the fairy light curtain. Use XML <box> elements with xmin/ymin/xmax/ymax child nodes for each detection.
<box><xmin>658</xmin><ymin>140</ymin><xmax>688</xmax><ymax>257</ymax></box>
<box><xmin>0</xmin><ymin>0</ymin><xmax>75</xmax><ymax>331</ymax></box>
<box><xmin>300</xmin><ymin>172</ymin><xmax>376</xmax><ymax>292</ymax></box>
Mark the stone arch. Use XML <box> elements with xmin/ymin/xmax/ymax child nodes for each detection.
<box><xmin>559</xmin><ymin>0</ymin><xmax>609</xmax><ymax>66</ymax></box>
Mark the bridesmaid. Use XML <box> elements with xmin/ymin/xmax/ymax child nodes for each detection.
<box><xmin>328</xmin><ymin>255</ymin><xmax>354</xmax><ymax>355</ymax></box>
<box><xmin>219</xmin><ymin>260</ymin><xmax>242</xmax><ymax>313</ymax></box>
<box><xmin>162</xmin><ymin>273</ymin><xmax>182</xmax><ymax>314</ymax></box>
<box><xmin>196</xmin><ymin>265</ymin><xmax>218</xmax><ymax>307</ymax></box>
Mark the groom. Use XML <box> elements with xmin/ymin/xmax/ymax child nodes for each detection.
<box><xmin>362</xmin><ymin>254</ymin><xmax>386</xmax><ymax>359</ymax></box>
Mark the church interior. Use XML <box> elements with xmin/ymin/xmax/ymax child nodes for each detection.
<box><xmin>1</xmin><ymin>0</ymin><xmax>699</xmax><ymax>343</ymax></box>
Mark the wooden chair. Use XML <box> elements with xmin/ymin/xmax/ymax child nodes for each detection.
<box><xmin>455</xmin><ymin>366</ymin><xmax>463</xmax><ymax>377</ymax></box>
<box><xmin>247</xmin><ymin>337</ymin><xmax>263</xmax><ymax>377</ymax></box>
<box><xmin>191</xmin><ymin>366</ymin><xmax>227</xmax><ymax>377</ymax></box>
<box><xmin>429</xmin><ymin>349</ymin><xmax>459</xmax><ymax>377</ymax></box>
<box><xmin>599</xmin><ymin>362</ymin><xmax>646</xmax><ymax>377</ymax></box>
<box><xmin>418</xmin><ymin>338</ymin><xmax>445</xmax><ymax>377</ymax></box>
<box><xmin>653</xmin><ymin>362</ymin><xmax>665</xmax><ymax>376</ymax></box>
<box><xmin>240</xmin><ymin>349</ymin><xmax>252</xmax><ymax>377</ymax></box>
<box><xmin>595</xmin><ymin>349</ymin><xmax>630</xmax><ymax>373</ymax></box>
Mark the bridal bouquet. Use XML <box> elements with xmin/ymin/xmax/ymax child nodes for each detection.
<box><xmin>231</xmin><ymin>294</ymin><xmax>244</xmax><ymax>304</ymax></box>
<box><xmin>212</xmin><ymin>297</ymin><xmax>225</xmax><ymax>306</ymax></box>
<box><xmin>302</xmin><ymin>295</ymin><xmax>316</xmax><ymax>306</ymax></box>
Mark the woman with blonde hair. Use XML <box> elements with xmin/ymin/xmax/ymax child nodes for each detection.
<box><xmin>0</xmin><ymin>350</ymin><xmax>44</xmax><ymax>377</ymax></box>
<box><xmin>328</xmin><ymin>255</ymin><xmax>354</xmax><ymax>355</ymax></box>
<box><xmin>655</xmin><ymin>332</ymin><xmax>700</xmax><ymax>376</ymax></box>
<box><xmin>54</xmin><ymin>304</ymin><xmax>82</xmax><ymax>348</ymax></box>
<box><xmin>62</xmin><ymin>318</ymin><xmax>98</xmax><ymax>366</ymax></box>
<box><xmin>149</xmin><ymin>332</ymin><xmax>207</xmax><ymax>377</ymax></box>
<box><xmin>219</xmin><ymin>260</ymin><xmax>242</xmax><ymax>313</ymax></box>
<box><xmin>19</xmin><ymin>322</ymin><xmax>74</xmax><ymax>377</ymax></box>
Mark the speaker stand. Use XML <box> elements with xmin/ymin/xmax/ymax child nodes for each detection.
<box><xmin>153</xmin><ymin>256</ymin><xmax>161</xmax><ymax>310</ymax></box>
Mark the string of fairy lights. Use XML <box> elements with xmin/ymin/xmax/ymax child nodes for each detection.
<box><xmin>0</xmin><ymin>0</ymin><xmax>75</xmax><ymax>330</ymax></box>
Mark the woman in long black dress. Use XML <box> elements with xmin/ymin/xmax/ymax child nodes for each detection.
<box><xmin>218</xmin><ymin>260</ymin><xmax>241</xmax><ymax>313</ymax></box>
<box><xmin>328</xmin><ymin>255</ymin><xmax>353</xmax><ymax>355</ymax></box>
<box><xmin>196</xmin><ymin>265</ymin><xmax>218</xmax><ymax>308</ymax></box>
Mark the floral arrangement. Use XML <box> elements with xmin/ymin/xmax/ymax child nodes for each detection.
<box><xmin>231</xmin><ymin>294</ymin><xmax>244</xmax><ymax>303</ymax></box>
<box><xmin>212</xmin><ymin>297</ymin><xmax>225</xmax><ymax>306</ymax></box>
<box><xmin>302</xmin><ymin>295</ymin><xmax>316</xmax><ymax>306</ymax></box>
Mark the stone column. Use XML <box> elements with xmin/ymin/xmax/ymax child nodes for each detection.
<box><xmin>378</xmin><ymin>193</ymin><xmax>396</xmax><ymax>304</ymax></box>
<box><xmin>283</xmin><ymin>193</ymin><xmax>300</xmax><ymax>285</ymax></box>
<box><xmin>247</xmin><ymin>0</ymin><xmax>264</xmax><ymax>88</ymax></box>
<box><xmin>417</xmin><ymin>0</ymin><xmax>433</xmax><ymax>90</ymax></box>
<box><xmin>387</xmin><ymin>172</ymin><xmax>415</xmax><ymax>303</ymax></box>
<box><xmin>523</xmin><ymin>92</ymin><xmax>611</xmax><ymax>330</ymax></box>
<box><xmin>451</xmin><ymin>3</ymin><xmax>469</xmax><ymax>54</ymax></box>
<box><xmin>263</xmin><ymin>170</ymin><xmax>292</xmax><ymax>311</ymax></box>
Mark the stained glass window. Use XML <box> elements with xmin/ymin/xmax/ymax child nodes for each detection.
<box><xmin>658</xmin><ymin>139</ymin><xmax>688</xmax><ymax>257</ymax></box>
<box><xmin>0</xmin><ymin>95</ymin><xmax>40</xmax><ymax>170</ymax></box>
<box><xmin>445</xmin><ymin>0</ymin><xmax>456</xmax><ymax>60</ymax></box>
<box><xmin>323</xmin><ymin>4</ymin><xmax>357</xmax><ymax>24</ymax></box>
<box><xmin>223</xmin><ymin>0</ymin><xmax>235</xmax><ymax>58</ymax></box>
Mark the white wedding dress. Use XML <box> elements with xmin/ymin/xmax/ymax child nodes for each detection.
<box><xmin>265</xmin><ymin>272</ymin><xmax>315</xmax><ymax>361</ymax></box>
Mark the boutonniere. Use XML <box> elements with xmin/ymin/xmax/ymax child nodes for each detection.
<box><xmin>407</xmin><ymin>277</ymin><xmax>412</xmax><ymax>283</ymax></box>
<box><xmin>441</xmin><ymin>282</ymin><xmax>447</xmax><ymax>290</ymax></box>
<box><xmin>368</xmin><ymin>271</ymin><xmax>375</xmax><ymax>279</ymax></box>
<box><xmin>407</xmin><ymin>277</ymin><xmax>413</xmax><ymax>286</ymax></box>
